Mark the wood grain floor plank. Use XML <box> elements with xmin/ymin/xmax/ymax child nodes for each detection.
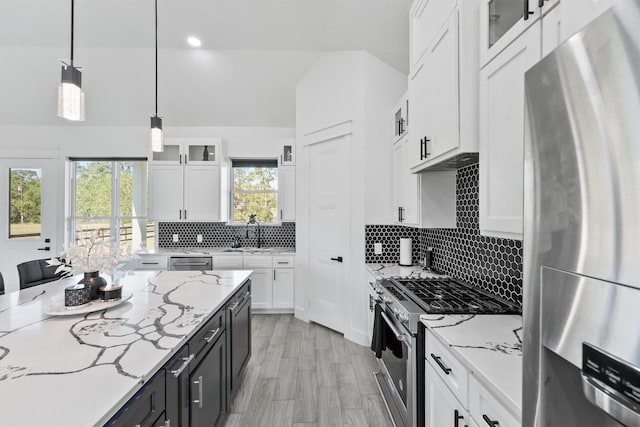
<box><xmin>293</xmin><ymin>370</ymin><xmax>318</xmax><ymax>423</ymax></box>
<box><xmin>267</xmin><ymin>399</ymin><xmax>294</xmax><ymax>427</ymax></box>
<box><xmin>301</xmin><ymin>320</ymin><xmax>316</xmax><ymax>340</ymax></box>
<box><xmin>230</xmin><ymin>364</ymin><xmax>260</xmax><ymax>414</ymax></box>
<box><xmin>335</xmin><ymin>362</ymin><xmax>363</xmax><ymax>410</ymax></box>
<box><xmin>256</xmin><ymin>314</ymin><xmax>277</xmax><ymax>337</ymax></box>
<box><xmin>242</xmin><ymin>378</ymin><xmax>277</xmax><ymax>426</ymax></box>
<box><xmin>364</xmin><ymin>393</ymin><xmax>394</xmax><ymax>427</ymax></box>
<box><xmin>317</xmin><ymin>386</ymin><xmax>343</xmax><ymax>427</ymax></box>
<box><xmin>276</xmin><ymin>357</ymin><xmax>299</xmax><ymax>401</ymax></box>
<box><xmin>315</xmin><ymin>349</ymin><xmax>337</xmax><ymax>387</ymax></box>
<box><xmin>314</xmin><ymin>325</ymin><xmax>332</xmax><ymax>350</ymax></box>
<box><xmin>298</xmin><ymin>338</ymin><xmax>317</xmax><ymax>372</ymax></box>
<box><xmin>352</xmin><ymin>354</ymin><xmax>380</xmax><ymax>395</ymax></box>
<box><xmin>248</xmin><ymin>335</ymin><xmax>270</xmax><ymax>366</ymax></box>
<box><xmin>343</xmin><ymin>409</ymin><xmax>369</xmax><ymax>427</ymax></box>
<box><xmin>288</xmin><ymin>317</ymin><xmax>305</xmax><ymax>332</ymax></box>
<box><xmin>259</xmin><ymin>344</ymin><xmax>284</xmax><ymax>379</ymax></box>
<box><xmin>330</xmin><ymin>332</ymin><xmax>350</xmax><ymax>363</ymax></box>
<box><xmin>269</xmin><ymin>319</ymin><xmax>289</xmax><ymax>347</ymax></box>
<box><xmin>282</xmin><ymin>330</ymin><xmax>302</xmax><ymax>358</ymax></box>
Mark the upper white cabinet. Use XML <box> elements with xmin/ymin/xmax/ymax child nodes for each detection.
<box><xmin>393</xmin><ymin>135</ymin><xmax>420</xmax><ymax>226</ymax></box>
<box><xmin>393</xmin><ymin>92</ymin><xmax>410</xmax><ymax>143</ymax></box>
<box><xmin>409</xmin><ymin>0</ymin><xmax>479</xmax><ymax>173</ymax></box>
<box><xmin>151</xmin><ymin>137</ymin><xmax>222</xmax><ymax>165</ymax></box>
<box><xmin>278</xmin><ymin>165</ymin><xmax>295</xmax><ymax>222</ymax></box>
<box><xmin>479</xmin><ymin>23</ymin><xmax>541</xmax><ymax>239</ymax></box>
<box><xmin>149</xmin><ymin>137</ymin><xmax>223</xmax><ymax>221</ymax></box>
<box><xmin>279</xmin><ymin>138</ymin><xmax>295</xmax><ymax>166</ymax></box>
<box><xmin>410</xmin><ymin>0</ymin><xmax>456</xmax><ymax>69</ymax></box>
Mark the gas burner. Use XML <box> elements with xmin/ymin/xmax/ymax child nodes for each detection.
<box><xmin>389</xmin><ymin>277</ymin><xmax>520</xmax><ymax>315</ymax></box>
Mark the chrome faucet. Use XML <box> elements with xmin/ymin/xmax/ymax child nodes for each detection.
<box><xmin>245</xmin><ymin>214</ymin><xmax>262</xmax><ymax>248</ymax></box>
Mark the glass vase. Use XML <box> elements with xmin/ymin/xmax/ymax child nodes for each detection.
<box><xmin>78</xmin><ymin>271</ymin><xmax>108</xmax><ymax>300</ymax></box>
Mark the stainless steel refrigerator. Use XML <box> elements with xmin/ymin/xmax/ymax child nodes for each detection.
<box><xmin>524</xmin><ymin>0</ymin><xmax>640</xmax><ymax>426</ymax></box>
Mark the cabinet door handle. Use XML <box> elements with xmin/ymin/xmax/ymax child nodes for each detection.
<box><xmin>482</xmin><ymin>415</ymin><xmax>499</xmax><ymax>426</ymax></box>
<box><xmin>204</xmin><ymin>327</ymin><xmax>220</xmax><ymax>343</ymax></box>
<box><xmin>538</xmin><ymin>0</ymin><xmax>547</xmax><ymax>7</ymax></box>
<box><xmin>273</xmin><ymin>270</ymin><xmax>276</xmax><ymax>280</ymax></box>
<box><xmin>179</xmin><ymin>210</ymin><xmax>182</xmax><ymax>219</ymax></box>
<box><xmin>523</xmin><ymin>0</ymin><xmax>534</xmax><ymax>20</ymax></box>
<box><xmin>185</xmin><ymin>154</ymin><xmax>188</xmax><ymax>164</ymax></box>
<box><xmin>280</xmin><ymin>209</ymin><xmax>283</xmax><ymax>220</ymax></box>
<box><xmin>420</xmin><ymin>137</ymin><xmax>425</xmax><ymax>160</ymax></box>
<box><xmin>170</xmin><ymin>354</ymin><xmax>194</xmax><ymax>377</ymax></box>
<box><xmin>179</xmin><ymin>154</ymin><xmax>182</xmax><ymax>164</ymax></box>
<box><xmin>430</xmin><ymin>353</ymin><xmax>452</xmax><ymax>375</ymax></box>
<box><xmin>454</xmin><ymin>409</ymin><xmax>464</xmax><ymax>427</ymax></box>
<box><xmin>192</xmin><ymin>375</ymin><xmax>204</xmax><ymax>408</ymax></box>
<box><xmin>330</xmin><ymin>256</ymin><xmax>343</xmax><ymax>262</ymax></box>
<box><xmin>425</xmin><ymin>138</ymin><xmax>431</xmax><ymax>157</ymax></box>
<box><xmin>184</xmin><ymin>210</ymin><xmax>187</xmax><ymax>220</ymax></box>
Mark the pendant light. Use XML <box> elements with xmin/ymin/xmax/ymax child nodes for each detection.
<box><xmin>150</xmin><ymin>0</ymin><xmax>164</xmax><ymax>152</ymax></box>
<box><xmin>57</xmin><ymin>0</ymin><xmax>85</xmax><ymax>121</ymax></box>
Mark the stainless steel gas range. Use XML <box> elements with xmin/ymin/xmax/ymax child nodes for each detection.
<box><xmin>369</xmin><ymin>274</ymin><xmax>520</xmax><ymax>427</ymax></box>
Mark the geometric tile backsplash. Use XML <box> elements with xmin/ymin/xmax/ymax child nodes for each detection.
<box><xmin>158</xmin><ymin>222</ymin><xmax>295</xmax><ymax>248</ymax></box>
<box><xmin>365</xmin><ymin>163</ymin><xmax>523</xmax><ymax>306</ymax></box>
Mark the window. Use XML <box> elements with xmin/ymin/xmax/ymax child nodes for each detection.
<box><xmin>69</xmin><ymin>159</ymin><xmax>154</xmax><ymax>250</ymax></box>
<box><xmin>231</xmin><ymin>159</ymin><xmax>278</xmax><ymax>223</ymax></box>
<box><xmin>9</xmin><ymin>168</ymin><xmax>42</xmax><ymax>239</ymax></box>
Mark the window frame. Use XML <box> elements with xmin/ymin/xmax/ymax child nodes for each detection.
<box><xmin>67</xmin><ymin>158</ymin><xmax>154</xmax><ymax>250</ymax></box>
<box><xmin>228</xmin><ymin>158</ymin><xmax>280</xmax><ymax>225</ymax></box>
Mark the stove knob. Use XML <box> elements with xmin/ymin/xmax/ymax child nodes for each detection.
<box><xmin>375</xmin><ymin>286</ymin><xmax>384</xmax><ymax>295</ymax></box>
<box><xmin>383</xmin><ymin>296</ymin><xmax>392</xmax><ymax>304</ymax></box>
<box><xmin>393</xmin><ymin>308</ymin><xmax>400</xmax><ymax>317</ymax></box>
<box><xmin>399</xmin><ymin>313</ymin><xmax>410</xmax><ymax>323</ymax></box>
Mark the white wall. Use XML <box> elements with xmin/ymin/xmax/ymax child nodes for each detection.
<box><xmin>295</xmin><ymin>51</ymin><xmax>406</xmax><ymax>345</ymax></box>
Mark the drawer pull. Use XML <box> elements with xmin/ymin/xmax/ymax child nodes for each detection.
<box><xmin>430</xmin><ymin>353</ymin><xmax>452</xmax><ymax>375</ymax></box>
<box><xmin>170</xmin><ymin>354</ymin><xmax>194</xmax><ymax>377</ymax></box>
<box><xmin>204</xmin><ymin>327</ymin><xmax>220</xmax><ymax>343</ymax></box>
<box><xmin>193</xmin><ymin>375</ymin><xmax>204</xmax><ymax>408</ymax></box>
<box><xmin>277</xmin><ymin>261</ymin><xmax>289</xmax><ymax>264</ymax></box>
<box><xmin>141</xmin><ymin>262</ymin><xmax>160</xmax><ymax>265</ymax></box>
<box><xmin>454</xmin><ymin>409</ymin><xmax>464</xmax><ymax>427</ymax></box>
<box><xmin>482</xmin><ymin>414</ymin><xmax>499</xmax><ymax>426</ymax></box>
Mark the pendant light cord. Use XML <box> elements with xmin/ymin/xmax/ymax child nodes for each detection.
<box><xmin>155</xmin><ymin>0</ymin><xmax>158</xmax><ymax>116</ymax></box>
<box><xmin>70</xmin><ymin>0</ymin><xmax>75</xmax><ymax>65</ymax></box>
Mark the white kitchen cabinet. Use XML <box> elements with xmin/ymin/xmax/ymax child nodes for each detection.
<box><xmin>149</xmin><ymin>164</ymin><xmax>221</xmax><ymax>221</ymax></box>
<box><xmin>211</xmin><ymin>255</ymin><xmax>243</xmax><ymax>269</ymax></box>
<box><xmin>279</xmin><ymin>138</ymin><xmax>295</xmax><ymax>166</ymax></box>
<box><xmin>148</xmin><ymin>165</ymin><xmax>184</xmax><ymax>221</ymax></box>
<box><xmin>135</xmin><ymin>254</ymin><xmax>168</xmax><ymax>270</ymax></box>
<box><xmin>150</xmin><ymin>137</ymin><xmax>222</xmax><ymax>165</ymax></box>
<box><xmin>410</xmin><ymin>0</ymin><xmax>457</xmax><ymax>70</ymax></box>
<box><xmin>479</xmin><ymin>22</ymin><xmax>541</xmax><ymax>239</ymax></box>
<box><xmin>469</xmin><ymin>375</ymin><xmax>521</xmax><ymax>427</ymax></box>
<box><xmin>480</xmin><ymin>0</ymin><xmax>541</xmax><ymax>67</ymax></box>
<box><xmin>426</xmin><ymin>330</ymin><xmax>469</xmax><ymax>406</ymax></box>
<box><xmin>392</xmin><ymin>92</ymin><xmax>409</xmax><ymax>143</ymax></box>
<box><xmin>278</xmin><ymin>166</ymin><xmax>295</xmax><ymax>222</ymax></box>
<box><xmin>425</xmin><ymin>365</ymin><xmax>470</xmax><ymax>427</ymax></box>
<box><xmin>560</xmin><ymin>0</ymin><xmax>616</xmax><ymax>41</ymax></box>
<box><xmin>366</xmin><ymin>270</ymin><xmax>377</xmax><ymax>344</ymax></box>
<box><xmin>248</xmin><ymin>269</ymin><xmax>272</xmax><ymax>310</ymax></box>
<box><xmin>409</xmin><ymin>0</ymin><xmax>479</xmax><ymax>173</ymax></box>
<box><xmin>392</xmin><ymin>135</ymin><xmax>420</xmax><ymax>226</ymax></box>
<box><xmin>149</xmin><ymin>137</ymin><xmax>223</xmax><ymax>222</ymax></box>
<box><xmin>273</xmin><ymin>268</ymin><xmax>294</xmax><ymax>309</ymax></box>
<box><xmin>184</xmin><ymin>166</ymin><xmax>220</xmax><ymax>221</ymax></box>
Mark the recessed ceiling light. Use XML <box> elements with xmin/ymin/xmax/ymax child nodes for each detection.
<box><xmin>187</xmin><ymin>37</ymin><xmax>202</xmax><ymax>47</ymax></box>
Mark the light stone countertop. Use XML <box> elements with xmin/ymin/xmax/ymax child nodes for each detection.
<box><xmin>0</xmin><ymin>269</ymin><xmax>251</xmax><ymax>427</ymax></box>
<box><xmin>139</xmin><ymin>247</ymin><xmax>296</xmax><ymax>256</ymax></box>
<box><xmin>365</xmin><ymin>263</ymin><xmax>445</xmax><ymax>279</ymax></box>
<box><xmin>421</xmin><ymin>314</ymin><xmax>523</xmax><ymax>420</ymax></box>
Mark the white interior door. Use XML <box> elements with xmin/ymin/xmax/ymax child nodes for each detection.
<box><xmin>307</xmin><ymin>135</ymin><xmax>350</xmax><ymax>333</ymax></box>
<box><xmin>0</xmin><ymin>156</ymin><xmax>58</xmax><ymax>292</ymax></box>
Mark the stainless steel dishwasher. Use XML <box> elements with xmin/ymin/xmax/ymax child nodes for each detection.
<box><xmin>168</xmin><ymin>256</ymin><xmax>212</xmax><ymax>271</ymax></box>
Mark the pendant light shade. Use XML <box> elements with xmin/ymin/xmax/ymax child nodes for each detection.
<box><xmin>58</xmin><ymin>0</ymin><xmax>85</xmax><ymax>121</ymax></box>
<box><xmin>150</xmin><ymin>115</ymin><xmax>163</xmax><ymax>152</ymax></box>
<box><xmin>150</xmin><ymin>0</ymin><xmax>164</xmax><ymax>152</ymax></box>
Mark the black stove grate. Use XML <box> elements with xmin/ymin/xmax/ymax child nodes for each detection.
<box><xmin>390</xmin><ymin>278</ymin><xmax>520</xmax><ymax>314</ymax></box>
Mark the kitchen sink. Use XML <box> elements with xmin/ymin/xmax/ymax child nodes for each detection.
<box><xmin>221</xmin><ymin>249</ymin><xmax>243</xmax><ymax>253</ymax></box>
<box><xmin>219</xmin><ymin>247</ymin><xmax>274</xmax><ymax>253</ymax></box>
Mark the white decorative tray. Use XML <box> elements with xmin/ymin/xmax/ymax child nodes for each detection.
<box><xmin>45</xmin><ymin>292</ymin><xmax>133</xmax><ymax>316</ymax></box>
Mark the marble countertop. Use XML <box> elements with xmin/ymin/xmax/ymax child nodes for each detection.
<box><xmin>139</xmin><ymin>247</ymin><xmax>296</xmax><ymax>256</ymax></box>
<box><xmin>421</xmin><ymin>314</ymin><xmax>523</xmax><ymax>420</ymax></box>
<box><xmin>0</xmin><ymin>270</ymin><xmax>252</xmax><ymax>427</ymax></box>
<box><xmin>365</xmin><ymin>263</ymin><xmax>445</xmax><ymax>279</ymax></box>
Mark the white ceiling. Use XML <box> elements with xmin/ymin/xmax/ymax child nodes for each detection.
<box><xmin>0</xmin><ymin>0</ymin><xmax>410</xmax><ymax>127</ymax></box>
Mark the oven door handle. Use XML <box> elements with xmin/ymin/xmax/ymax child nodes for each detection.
<box><xmin>380</xmin><ymin>311</ymin><xmax>406</xmax><ymax>342</ymax></box>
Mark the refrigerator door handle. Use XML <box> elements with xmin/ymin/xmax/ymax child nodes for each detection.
<box><xmin>581</xmin><ymin>374</ymin><xmax>640</xmax><ymax>426</ymax></box>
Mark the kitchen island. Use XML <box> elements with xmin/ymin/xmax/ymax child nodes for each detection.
<box><xmin>0</xmin><ymin>269</ymin><xmax>252</xmax><ymax>427</ymax></box>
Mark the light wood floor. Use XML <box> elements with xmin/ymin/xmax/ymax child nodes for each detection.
<box><xmin>224</xmin><ymin>314</ymin><xmax>394</xmax><ymax>427</ymax></box>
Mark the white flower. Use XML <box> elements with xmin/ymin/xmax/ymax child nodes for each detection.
<box><xmin>47</xmin><ymin>228</ymin><xmax>137</xmax><ymax>281</ymax></box>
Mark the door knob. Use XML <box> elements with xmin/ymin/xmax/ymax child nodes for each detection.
<box><xmin>330</xmin><ymin>256</ymin><xmax>343</xmax><ymax>263</ymax></box>
<box><xmin>37</xmin><ymin>246</ymin><xmax>51</xmax><ymax>251</ymax></box>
